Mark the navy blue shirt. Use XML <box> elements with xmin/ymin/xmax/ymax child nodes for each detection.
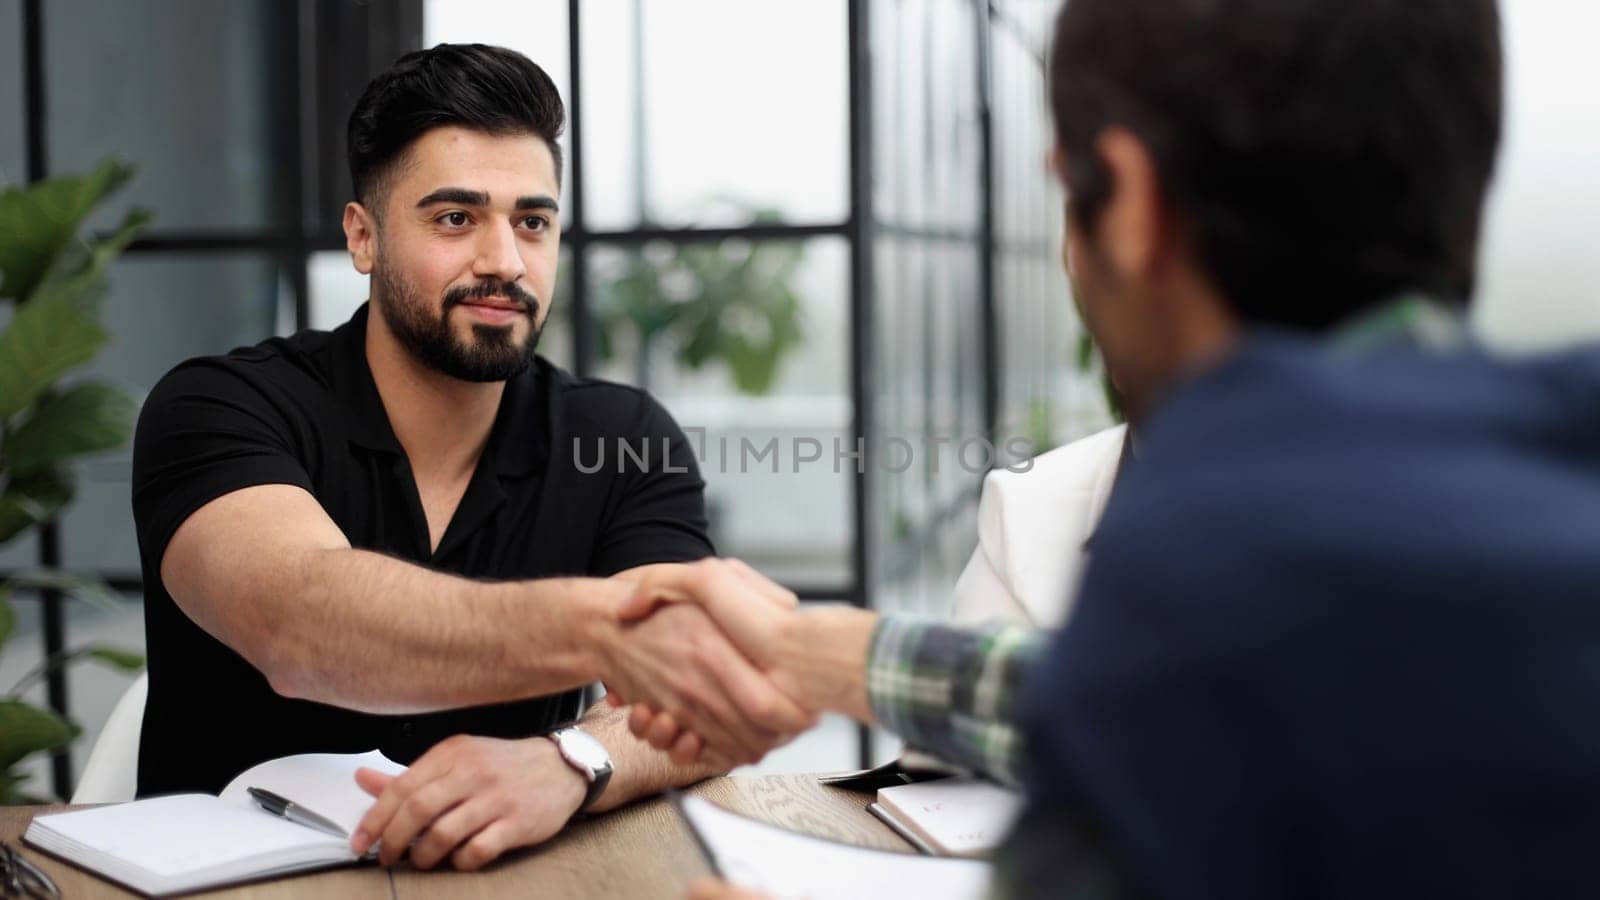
<box><xmin>1014</xmin><ymin>335</ymin><xmax>1600</xmax><ymax>899</ymax></box>
<box><xmin>132</xmin><ymin>304</ymin><xmax>713</xmax><ymax>796</ymax></box>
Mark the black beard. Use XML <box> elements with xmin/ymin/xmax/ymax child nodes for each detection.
<box><xmin>373</xmin><ymin>264</ymin><xmax>544</xmax><ymax>383</ymax></box>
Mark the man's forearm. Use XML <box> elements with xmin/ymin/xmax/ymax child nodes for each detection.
<box><xmin>578</xmin><ymin>699</ymin><xmax>724</xmax><ymax>813</ymax></box>
<box><xmin>238</xmin><ymin>547</ymin><xmax>624</xmax><ymax>713</ymax></box>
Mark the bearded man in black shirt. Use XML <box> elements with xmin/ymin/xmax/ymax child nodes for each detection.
<box><xmin>131</xmin><ymin>43</ymin><xmax>809</xmax><ymax>871</ymax></box>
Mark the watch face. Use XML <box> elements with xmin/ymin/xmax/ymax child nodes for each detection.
<box><xmin>557</xmin><ymin>728</ymin><xmax>611</xmax><ymax>771</ymax></box>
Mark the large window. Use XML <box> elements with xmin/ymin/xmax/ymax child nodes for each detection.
<box><xmin>4</xmin><ymin>0</ymin><xmax>1083</xmax><ymax>794</ymax></box>
<box><xmin>429</xmin><ymin>0</ymin><xmax>861</xmax><ymax>593</ymax></box>
<box><xmin>868</xmin><ymin>0</ymin><xmax>1104</xmax><ymax>632</ymax></box>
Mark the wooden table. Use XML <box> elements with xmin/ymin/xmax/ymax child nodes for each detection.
<box><xmin>0</xmin><ymin>775</ymin><xmax>913</xmax><ymax>898</ymax></box>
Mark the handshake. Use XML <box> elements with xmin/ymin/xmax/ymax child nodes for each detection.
<box><xmin>597</xmin><ymin>558</ymin><xmax>880</xmax><ymax>769</ymax></box>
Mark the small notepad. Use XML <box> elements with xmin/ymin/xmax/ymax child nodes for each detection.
<box><xmin>678</xmin><ymin>794</ymin><xmax>993</xmax><ymax>900</ymax></box>
<box><xmin>869</xmin><ymin>777</ymin><xmax>1024</xmax><ymax>857</ymax></box>
<box><xmin>24</xmin><ymin>749</ymin><xmax>404</xmax><ymax>897</ymax></box>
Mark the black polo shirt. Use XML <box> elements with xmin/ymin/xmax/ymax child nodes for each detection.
<box><xmin>131</xmin><ymin>303</ymin><xmax>713</xmax><ymax>796</ymax></box>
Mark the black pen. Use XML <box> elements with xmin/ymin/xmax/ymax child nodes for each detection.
<box><xmin>247</xmin><ymin>787</ymin><xmax>348</xmax><ymax>839</ymax></box>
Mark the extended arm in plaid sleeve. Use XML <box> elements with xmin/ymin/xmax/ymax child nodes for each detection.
<box><xmin>866</xmin><ymin>616</ymin><xmax>1049</xmax><ymax>785</ymax></box>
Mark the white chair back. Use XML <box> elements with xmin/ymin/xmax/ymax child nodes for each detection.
<box><xmin>71</xmin><ymin>671</ymin><xmax>148</xmax><ymax>804</ymax></box>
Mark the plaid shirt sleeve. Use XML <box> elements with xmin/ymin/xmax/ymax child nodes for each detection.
<box><xmin>866</xmin><ymin>615</ymin><xmax>1049</xmax><ymax>786</ymax></box>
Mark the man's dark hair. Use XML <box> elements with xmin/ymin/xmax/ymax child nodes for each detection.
<box><xmin>1050</xmin><ymin>0</ymin><xmax>1503</xmax><ymax>330</ymax></box>
<box><xmin>347</xmin><ymin>43</ymin><xmax>565</xmax><ymax>215</ymax></box>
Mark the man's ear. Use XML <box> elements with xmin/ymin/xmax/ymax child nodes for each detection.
<box><xmin>344</xmin><ymin>201</ymin><xmax>378</xmax><ymax>275</ymax></box>
<box><xmin>1092</xmin><ymin>127</ymin><xmax>1166</xmax><ymax>282</ymax></box>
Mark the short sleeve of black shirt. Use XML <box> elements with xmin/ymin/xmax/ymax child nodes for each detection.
<box><xmin>570</xmin><ymin>382</ymin><xmax>714</xmax><ymax>575</ymax></box>
<box><xmin>131</xmin><ymin>354</ymin><xmax>317</xmax><ymax>574</ymax></box>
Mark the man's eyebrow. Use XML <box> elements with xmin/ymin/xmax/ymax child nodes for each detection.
<box><xmin>415</xmin><ymin>187</ymin><xmax>489</xmax><ymax>208</ymax></box>
<box><xmin>514</xmin><ymin>195</ymin><xmax>560</xmax><ymax>213</ymax></box>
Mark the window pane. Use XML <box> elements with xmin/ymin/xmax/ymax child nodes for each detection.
<box><xmin>868</xmin><ymin>1</ymin><xmax>994</xmax><ymax>617</ymax></box>
<box><xmin>987</xmin><ymin>5</ymin><xmax>1108</xmax><ymax>448</ymax></box>
<box><xmin>59</xmin><ymin>255</ymin><xmax>284</xmax><ymax>572</ymax></box>
<box><xmin>45</xmin><ymin>0</ymin><xmax>296</xmax><ymax>232</ymax></box>
<box><xmin>992</xmin><ymin>12</ymin><xmax>1053</xmax><ymax>245</ymax></box>
<box><xmin>423</xmin><ymin>0</ymin><xmax>574</xmax><ymax>226</ymax></box>
<box><xmin>869</xmin><ymin>0</ymin><xmax>903</xmax><ymax>222</ymax></box>
<box><xmin>927</xmin><ymin>0</ymin><xmax>981</xmax><ymax>230</ymax></box>
<box><xmin>0</xmin><ymin>0</ymin><xmax>23</xmax><ymax>187</ymax></box>
<box><xmin>581</xmin><ymin>0</ymin><xmax>850</xmax><ymax>229</ymax></box>
<box><xmin>308</xmin><ymin>250</ymin><xmax>369</xmax><ymax>333</ymax></box>
<box><xmin>872</xmin><ymin>232</ymin><xmax>986</xmax><ymax>616</ymax></box>
<box><xmin>587</xmin><ymin>238</ymin><xmax>851</xmax><ymax>586</ymax></box>
<box><xmin>1475</xmin><ymin>0</ymin><xmax>1600</xmax><ymax>349</ymax></box>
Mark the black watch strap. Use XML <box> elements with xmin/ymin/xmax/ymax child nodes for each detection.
<box><xmin>581</xmin><ymin>763</ymin><xmax>612</xmax><ymax>811</ymax></box>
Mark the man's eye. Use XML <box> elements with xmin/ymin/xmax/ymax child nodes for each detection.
<box><xmin>440</xmin><ymin>212</ymin><xmax>469</xmax><ymax>227</ymax></box>
<box><xmin>522</xmin><ymin>216</ymin><xmax>548</xmax><ymax>231</ymax></box>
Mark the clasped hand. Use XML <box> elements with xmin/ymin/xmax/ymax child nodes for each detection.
<box><xmin>601</xmin><ymin>558</ymin><xmax>819</xmax><ymax>767</ymax></box>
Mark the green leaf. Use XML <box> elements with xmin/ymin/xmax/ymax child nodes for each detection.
<box><xmin>0</xmin><ymin>501</ymin><xmax>27</xmax><ymax>547</ymax></box>
<box><xmin>0</xmin><ymin>288</ymin><xmax>109</xmax><ymax>419</ymax></box>
<box><xmin>4</xmin><ymin>380</ymin><xmax>137</xmax><ymax>476</ymax></box>
<box><xmin>85</xmin><ymin>645</ymin><xmax>146</xmax><ymax>671</ymax></box>
<box><xmin>0</xmin><ymin>468</ymin><xmax>77</xmax><ymax>544</ymax></box>
<box><xmin>0</xmin><ymin>158</ymin><xmax>136</xmax><ymax>300</ymax></box>
<box><xmin>0</xmin><ymin>767</ymin><xmax>30</xmax><ymax>805</ymax></box>
<box><xmin>0</xmin><ymin>700</ymin><xmax>80</xmax><ymax>770</ymax></box>
<box><xmin>0</xmin><ymin>767</ymin><xmax>51</xmax><ymax>805</ymax></box>
<box><xmin>30</xmin><ymin>205</ymin><xmax>154</xmax><ymax>318</ymax></box>
<box><xmin>2</xmin><ymin>570</ymin><xmax>122</xmax><ymax>609</ymax></box>
<box><xmin>0</xmin><ymin>587</ymin><xmax>13</xmax><ymax>649</ymax></box>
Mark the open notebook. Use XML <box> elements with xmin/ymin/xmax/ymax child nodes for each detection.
<box><xmin>24</xmin><ymin>749</ymin><xmax>405</xmax><ymax>897</ymax></box>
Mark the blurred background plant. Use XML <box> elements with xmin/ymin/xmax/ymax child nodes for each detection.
<box><xmin>590</xmin><ymin>206</ymin><xmax>807</xmax><ymax>395</ymax></box>
<box><xmin>0</xmin><ymin>159</ymin><xmax>150</xmax><ymax>803</ymax></box>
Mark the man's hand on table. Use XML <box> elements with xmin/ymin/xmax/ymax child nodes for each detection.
<box><xmin>340</xmin><ymin>560</ymin><xmax>825</xmax><ymax>871</ymax></box>
<box><xmin>604</xmin><ymin>558</ymin><xmax>878</xmax><ymax>766</ymax></box>
<box><xmin>350</xmin><ymin>734</ymin><xmax>585</xmax><ymax>870</ymax></box>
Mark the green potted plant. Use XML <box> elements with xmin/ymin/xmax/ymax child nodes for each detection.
<box><xmin>592</xmin><ymin>207</ymin><xmax>807</xmax><ymax>395</ymax></box>
<box><xmin>0</xmin><ymin>159</ymin><xmax>151</xmax><ymax>803</ymax></box>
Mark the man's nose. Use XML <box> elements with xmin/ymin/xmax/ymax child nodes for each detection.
<box><xmin>472</xmin><ymin>218</ymin><xmax>526</xmax><ymax>286</ymax></box>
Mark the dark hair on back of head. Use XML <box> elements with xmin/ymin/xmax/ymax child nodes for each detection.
<box><xmin>1050</xmin><ymin>0</ymin><xmax>1503</xmax><ymax>331</ymax></box>
<box><xmin>347</xmin><ymin>43</ymin><xmax>565</xmax><ymax>215</ymax></box>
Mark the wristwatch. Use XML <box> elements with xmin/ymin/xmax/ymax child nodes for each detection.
<box><xmin>548</xmin><ymin>726</ymin><xmax>614</xmax><ymax>812</ymax></box>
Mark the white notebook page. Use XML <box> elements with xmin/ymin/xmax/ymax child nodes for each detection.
<box><xmin>877</xmin><ymin>778</ymin><xmax>1024</xmax><ymax>854</ymax></box>
<box><xmin>219</xmin><ymin>748</ymin><xmax>407</xmax><ymax>836</ymax></box>
<box><xmin>678</xmin><ymin>794</ymin><xmax>993</xmax><ymax>900</ymax></box>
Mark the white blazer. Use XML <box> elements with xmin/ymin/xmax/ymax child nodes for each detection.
<box><xmin>950</xmin><ymin>424</ymin><xmax>1128</xmax><ymax>628</ymax></box>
